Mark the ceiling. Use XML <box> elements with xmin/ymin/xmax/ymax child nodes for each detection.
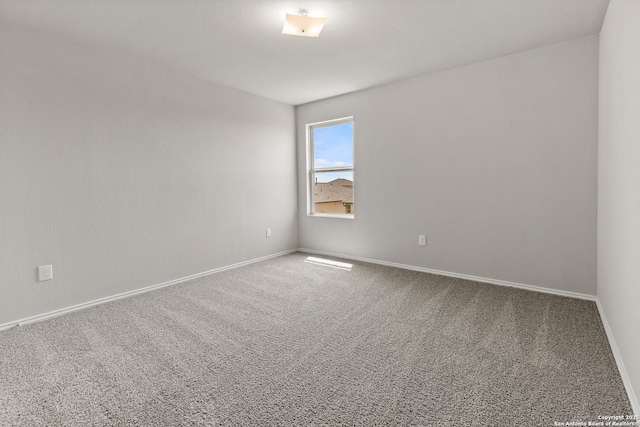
<box><xmin>0</xmin><ymin>0</ymin><xmax>610</xmax><ymax>105</ymax></box>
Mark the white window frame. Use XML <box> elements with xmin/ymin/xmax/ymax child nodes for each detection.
<box><xmin>306</xmin><ymin>116</ymin><xmax>355</xmax><ymax>218</ymax></box>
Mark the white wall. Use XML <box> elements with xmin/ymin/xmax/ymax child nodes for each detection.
<box><xmin>598</xmin><ymin>0</ymin><xmax>640</xmax><ymax>413</ymax></box>
<box><xmin>297</xmin><ymin>36</ymin><xmax>599</xmax><ymax>296</ymax></box>
<box><xmin>0</xmin><ymin>23</ymin><xmax>297</xmax><ymax>326</ymax></box>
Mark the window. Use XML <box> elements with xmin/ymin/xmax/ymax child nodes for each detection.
<box><xmin>307</xmin><ymin>117</ymin><xmax>354</xmax><ymax>217</ymax></box>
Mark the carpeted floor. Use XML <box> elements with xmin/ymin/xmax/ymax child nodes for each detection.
<box><xmin>0</xmin><ymin>252</ymin><xmax>632</xmax><ymax>425</ymax></box>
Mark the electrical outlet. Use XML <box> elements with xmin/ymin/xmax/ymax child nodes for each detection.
<box><xmin>266</xmin><ymin>228</ymin><xmax>272</xmax><ymax>238</ymax></box>
<box><xmin>418</xmin><ymin>235</ymin><xmax>426</xmax><ymax>246</ymax></box>
<box><xmin>38</xmin><ymin>265</ymin><xmax>53</xmax><ymax>281</ymax></box>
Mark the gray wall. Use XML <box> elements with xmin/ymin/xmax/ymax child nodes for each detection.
<box><xmin>0</xmin><ymin>23</ymin><xmax>297</xmax><ymax>326</ymax></box>
<box><xmin>598</xmin><ymin>0</ymin><xmax>640</xmax><ymax>412</ymax></box>
<box><xmin>297</xmin><ymin>35</ymin><xmax>599</xmax><ymax>295</ymax></box>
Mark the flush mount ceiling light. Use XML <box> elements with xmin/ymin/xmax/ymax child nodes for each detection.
<box><xmin>282</xmin><ymin>9</ymin><xmax>327</xmax><ymax>37</ymax></box>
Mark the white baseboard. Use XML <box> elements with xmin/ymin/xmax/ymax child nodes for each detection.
<box><xmin>595</xmin><ymin>298</ymin><xmax>640</xmax><ymax>416</ymax></box>
<box><xmin>298</xmin><ymin>248</ymin><xmax>597</xmax><ymax>301</ymax></box>
<box><xmin>0</xmin><ymin>249</ymin><xmax>297</xmax><ymax>332</ymax></box>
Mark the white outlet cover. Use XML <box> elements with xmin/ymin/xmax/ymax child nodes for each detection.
<box><xmin>266</xmin><ymin>228</ymin><xmax>272</xmax><ymax>238</ymax></box>
<box><xmin>418</xmin><ymin>235</ymin><xmax>427</xmax><ymax>246</ymax></box>
<box><xmin>38</xmin><ymin>264</ymin><xmax>53</xmax><ymax>281</ymax></box>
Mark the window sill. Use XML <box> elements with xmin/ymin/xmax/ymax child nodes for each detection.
<box><xmin>308</xmin><ymin>213</ymin><xmax>355</xmax><ymax>220</ymax></box>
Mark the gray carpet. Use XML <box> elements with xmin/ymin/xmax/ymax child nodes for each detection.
<box><xmin>0</xmin><ymin>252</ymin><xmax>632</xmax><ymax>426</ymax></box>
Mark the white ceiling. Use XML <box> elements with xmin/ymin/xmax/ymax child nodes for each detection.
<box><xmin>0</xmin><ymin>0</ymin><xmax>610</xmax><ymax>105</ymax></box>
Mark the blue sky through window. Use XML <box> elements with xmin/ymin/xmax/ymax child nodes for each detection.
<box><xmin>313</xmin><ymin>122</ymin><xmax>353</xmax><ymax>170</ymax></box>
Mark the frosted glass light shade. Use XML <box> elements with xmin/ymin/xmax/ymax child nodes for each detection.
<box><xmin>282</xmin><ymin>13</ymin><xmax>327</xmax><ymax>37</ymax></box>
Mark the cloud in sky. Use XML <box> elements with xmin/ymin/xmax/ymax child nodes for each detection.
<box><xmin>315</xmin><ymin>158</ymin><xmax>348</xmax><ymax>168</ymax></box>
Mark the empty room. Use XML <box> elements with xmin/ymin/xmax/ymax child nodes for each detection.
<box><xmin>1</xmin><ymin>0</ymin><xmax>638</xmax><ymax>425</ymax></box>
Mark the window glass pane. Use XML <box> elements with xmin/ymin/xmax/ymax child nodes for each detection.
<box><xmin>313</xmin><ymin>171</ymin><xmax>354</xmax><ymax>215</ymax></box>
<box><xmin>313</xmin><ymin>122</ymin><xmax>353</xmax><ymax>168</ymax></box>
